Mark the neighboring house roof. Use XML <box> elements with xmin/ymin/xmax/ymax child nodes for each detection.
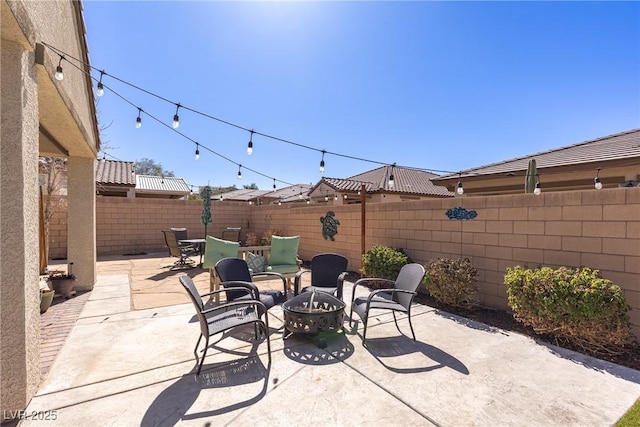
<box><xmin>135</xmin><ymin>175</ymin><xmax>191</xmax><ymax>197</ymax></box>
<box><xmin>435</xmin><ymin>128</ymin><xmax>640</xmax><ymax>180</ymax></box>
<box><xmin>432</xmin><ymin>128</ymin><xmax>640</xmax><ymax>194</ymax></box>
<box><xmin>217</xmin><ymin>188</ymin><xmax>271</xmax><ymax>201</ymax></box>
<box><xmin>264</xmin><ymin>184</ymin><xmax>313</xmax><ymax>203</ymax></box>
<box><xmin>310</xmin><ymin>165</ymin><xmax>453</xmax><ymax>198</ymax></box>
<box><xmin>219</xmin><ymin>184</ymin><xmax>313</xmax><ymax>204</ymax></box>
<box><xmin>95</xmin><ymin>159</ymin><xmax>136</xmax><ymax>186</ymax></box>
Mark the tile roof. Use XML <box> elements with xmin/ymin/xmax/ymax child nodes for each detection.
<box><xmin>263</xmin><ymin>184</ymin><xmax>313</xmax><ymax>202</ymax></box>
<box><xmin>135</xmin><ymin>175</ymin><xmax>191</xmax><ymax>194</ymax></box>
<box><xmin>95</xmin><ymin>159</ymin><xmax>135</xmax><ymax>186</ymax></box>
<box><xmin>321</xmin><ymin>165</ymin><xmax>453</xmax><ymax>197</ymax></box>
<box><xmin>217</xmin><ymin>188</ymin><xmax>272</xmax><ymax>201</ymax></box>
<box><xmin>435</xmin><ymin>128</ymin><xmax>640</xmax><ymax>180</ymax></box>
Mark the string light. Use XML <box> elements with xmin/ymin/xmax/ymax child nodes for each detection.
<box><xmin>54</xmin><ymin>55</ymin><xmax>64</xmax><ymax>81</ymax></box>
<box><xmin>456</xmin><ymin>173</ymin><xmax>464</xmax><ymax>195</ymax></box>
<box><xmin>334</xmin><ymin>194</ymin><xmax>338</xmax><ymax>201</ymax></box>
<box><xmin>534</xmin><ymin>175</ymin><xmax>542</xmax><ymax>195</ymax></box>
<box><xmin>306</xmin><ymin>199</ymin><xmax>310</xmax><ymax>204</ymax></box>
<box><xmin>247</xmin><ymin>130</ymin><xmax>254</xmax><ymax>155</ymax></box>
<box><xmin>96</xmin><ymin>70</ymin><xmax>105</xmax><ymax>96</ymax></box>
<box><xmin>273</xmin><ymin>178</ymin><xmax>276</xmax><ymax>190</ymax></box>
<box><xmin>319</xmin><ymin>150</ymin><xmax>326</xmax><ymax>174</ymax></box>
<box><xmin>135</xmin><ymin>108</ymin><xmax>142</xmax><ymax>128</ymax></box>
<box><xmin>594</xmin><ymin>167</ymin><xmax>602</xmax><ymax>190</ymax></box>
<box><xmin>237</xmin><ymin>165</ymin><xmax>242</xmax><ymax>180</ymax></box>
<box><xmin>344</xmin><ymin>194</ymin><xmax>348</xmax><ymax>199</ymax></box>
<box><xmin>173</xmin><ymin>103</ymin><xmax>181</xmax><ymax>129</ymax></box>
<box><xmin>195</xmin><ymin>143</ymin><xmax>200</xmax><ymax>160</ymax></box>
<box><xmin>388</xmin><ymin>163</ymin><xmax>396</xmax><ymax>189</ymax></box>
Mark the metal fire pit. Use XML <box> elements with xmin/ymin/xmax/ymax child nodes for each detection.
<box><xmin>282</xmin><ymin>291</ymin><xmax>345</xmax><ymax>339</ymax></box>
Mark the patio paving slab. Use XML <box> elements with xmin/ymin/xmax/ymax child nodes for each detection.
<box><xmin>22</xmin><ymin>257</ymin><xmax>640</xmax><ymax>427</ymax></box>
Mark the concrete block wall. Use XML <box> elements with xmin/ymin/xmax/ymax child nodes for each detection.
<box><xmin>50</xmin><ymin>188</ymin><xmax>639</xmax><ymax>337</ymax></box>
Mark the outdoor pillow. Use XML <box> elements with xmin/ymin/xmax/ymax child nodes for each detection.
<box><xmin>246</xmin><ymin>252</ymin><xmax>265</xmax><ymax>273</ymax></box>
<box><xmin>269</xmin><ymin>235</ymin><xmax>300</xmax><ymax>266</ymax></box>
<box><xmin>202</xmin><ymin>236</ymin><xmax>240</xmax><ymax>269</ymax></box>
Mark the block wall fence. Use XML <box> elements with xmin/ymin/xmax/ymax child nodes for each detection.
<box><xmin>50</xmin><ymin>188</ymin><xmax>640</xmax><ymax>337</ymax></box>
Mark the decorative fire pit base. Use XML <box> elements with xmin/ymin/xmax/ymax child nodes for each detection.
<box><xmin>282</xmin><ymin>291</ymin><xmax>345</xmax><ymax>343</ymax></box>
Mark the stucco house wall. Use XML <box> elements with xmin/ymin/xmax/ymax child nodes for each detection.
<box><xmin>1</xmin><ymin>0</ymin><xmax>99</xmax><ymax>415</ymax></box>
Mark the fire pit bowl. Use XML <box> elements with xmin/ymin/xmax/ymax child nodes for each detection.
<box><xmin>282</xmin><ymin>291</ymin><xmax>345</xmax><ymax>337</ymax></box>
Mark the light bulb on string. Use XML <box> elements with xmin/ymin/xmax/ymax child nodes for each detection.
<box><xmin>306</xmin><ymin>199</ymin><xmax>310</xmax><ymax>204</ymax></box>
<box><xmin>273</xmin><ymin>178</ymin><xmax>276</xmax><ymax>190</ymax></box>
<box><xmin>594</xmin><ymin>168</ymin><xmax>603</xmax><ymax>190</ymax></box>
<box><xmin>456</xmin><ymin>180</ymin><xmax>464</xmax><ymax>195</ymax></box>
<box><xmin>96</xmin><ymin>70</ymin><xmax>105</xmax><ymax>96</ymax></box>
<box><xmin>388</xmin><ymin>163</ymin><xmax>396</xmax><ymax>189</ymax></box>
<box><xmin>135</xmin><ymin>108</ymin><xmax>142</xmax><ymax>128</ymax></box>
<box><xmin>195</xmin><ymin>144</ymin><xmax>200</xmax><ymax>160</ymax></box>
<box><xmin>534</xmin><ymin>176</ymin><xmax>541</xmax><ymax>195</ymax></box>
<box><xmin>247</xmin><ymin>130</ymin><xmax>254</xmax><ymax>155</ymax></box>
<box><xmin>173</xmin><ymin>103</ymin><xmax>181</xmax><ymax>129</ymax></box>
<box><xmin>237</xmin><ymin>165</ymin><xmax>242</xmax><ymax>180</ymax></box>
<box><xmin>319</xmin><ymin>150</ymin><xmax>326</xmax><ymax>174</ymax></box>
<box><xmin>54</xmin><ymin>55</ymin><xmax>64</xmax><ymax>81</ymax></box>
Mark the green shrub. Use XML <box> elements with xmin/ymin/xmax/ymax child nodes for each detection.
<box><xmin>361</xmin><ymin>245</ymin><xmax>409</xmax><ymax>284</ymax></box>
<box><xmin>504</xmin><ymin>266</ymin><xmax>635</xmax><ymax>355</ymax></box>
<box><xmin>425</xmin><ymin>257</ymin><xmax>478</xmax><ymax>308</ymax></box>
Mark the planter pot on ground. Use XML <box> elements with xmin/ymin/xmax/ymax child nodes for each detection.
<box><xmin>49</xmin><ymin>278</ymin><xmax>75</xmax><ymax>298</ymax></box>
<box><xmin>40</xmin><ymin>290</ymin><xmax>54</xmax><ymax>314</ymax></box>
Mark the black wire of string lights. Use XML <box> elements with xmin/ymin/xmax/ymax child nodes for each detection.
<box><xmin>42</xmin><ymin>41</ymin><xmax>628</xmax><ymax>195</ymax></box>
<box><xmin>39</xmin><ymin>42</ymin><xmax>459</xmax><ymax>179</ymax></box>
<box><xmin>52</xmin><ymin>45</ymin><xmax>292</xmax><ymax>189</ymax></box>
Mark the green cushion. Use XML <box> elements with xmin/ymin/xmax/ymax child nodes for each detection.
<box><xmin>267</xmin><ymin>264</ymin><xmax>299</xmax><ymax>274</ymax></box>
<box><xmin>202</xmin><ymin>236</ymin><xmax>240</xmax><ymax>269</ymax></box>
<box><xmin>269</xmin><ymin>235</ymin><xmax>300</xmax><ymax>266</ymax></box>
<box><xmin>246</xmin><ymin>252</ymin><xmax>265</xmax><ymax>273</ymax></box>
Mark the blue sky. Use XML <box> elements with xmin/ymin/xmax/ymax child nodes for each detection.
<box><xmin>82</xmin><ymin>1</ymin><xmax>640</xmax><ymax>191</ymax></box>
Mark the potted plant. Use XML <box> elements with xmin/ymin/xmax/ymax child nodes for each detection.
<box><xmin>40</xmin><ymin>288</ymin><xmax>55</xmax><ymax>313</ymax></box>
<box><xmin>47</xmin><ymin>262</ymin><xmax>76</xmax><ymax>298</ymax></box>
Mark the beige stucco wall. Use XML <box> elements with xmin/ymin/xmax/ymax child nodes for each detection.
<box><xmin>2</xmin><ymin>0</ymin><xmax>99</xmax><ymax>416</ymax></box>
<box><xmin>1</xmin><ymin>39</ymin><xmax>41</xmax><ymax>415</ymax></box>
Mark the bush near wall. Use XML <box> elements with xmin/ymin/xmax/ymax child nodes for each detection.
<box><xmin>361</xmin><ymin>245</ymin><xmax>409</xmax><ymax>287</ymax></box>
<box><xmin>425</xmin><ymin>257</ymin><xmax>478</xmax><ymax>308</ymax></box>
<box><xmin>504</xmin><ymin>265</ymin><xmax>636</xmax><ymax>355</ymax></box>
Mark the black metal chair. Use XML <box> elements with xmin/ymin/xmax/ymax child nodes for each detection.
<box><xmin>349</xmin><ymin>263</ymin><xmax>426</xmax><ymax>343</ymax></box>
<box><xmin>162</xmin><ymin>230</ymin><xmax>198</xmax><ymax>268</ymax></box>
<box><xmin>179</xmin><ymin>275</ymin><xmax>271</xmax><ymax>375</ymax></box>
<box><xmin>214</xmin><ymin>257</ymin><xmax>288</xmax><ymax>310</ymax></box>
<box><xmin>294</xmin><ymin>253</ymin><xmax>349</xmax><ymax>300</ymax></box>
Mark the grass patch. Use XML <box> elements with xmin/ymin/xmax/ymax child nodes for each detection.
<box><xmin>616</xmin><ymin>399</ymin><xmax>640</xmax><ymax>427</ymax></box>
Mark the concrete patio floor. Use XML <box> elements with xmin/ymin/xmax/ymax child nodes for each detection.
<box><xmin>22</xmin><ymin>254</ymin><xmax>640</xmax><ymax>426</ymax></box>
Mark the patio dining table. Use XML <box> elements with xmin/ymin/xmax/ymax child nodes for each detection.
<box><xmin>178</xmin><ymin>238</ymin><xmax>206</xmax><ymax>266</ymax></box>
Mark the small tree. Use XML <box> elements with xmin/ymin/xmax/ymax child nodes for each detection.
<box><xmin>39</xmin><ymin>157</ymin><xmax>67</xmax><ymax>272</ymax></box>
<box><xmin>134</xmin><ymin>157</ymin><xmax>174</xmax><ymax>176</ymax></box>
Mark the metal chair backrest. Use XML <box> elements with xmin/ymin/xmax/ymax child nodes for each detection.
<box><xmin>215</xmin><ymin>257</ymin><xmax>253</xmax><ymax>300</ymax></box>
<box><xmin>179</xmin><ymin>275</ymin><xmax>208</xmax><ymax>337</ymax></box>
<box><xmin>310</xmin><ymin>253</ymin><xmax>348</xmax><ymax>288</ymax></box>
<box><xmin>171</xmin><ymin>227</ymin><xmax>189</xmax><ymax>241</ymax></box>
<box><xmin>162</xmin><ymin>230</ymin><xmax>182</xmax><ymax>258</ymax></box>
<box><xmin>394</xmin><ymin>263</ymin><xmax>426</xmax><ymax>308</ymax></box>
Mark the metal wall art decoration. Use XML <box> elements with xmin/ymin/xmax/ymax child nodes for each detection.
<box><xmin>320</xmin><ymin>211</ymin><xmax>340</xmax><ymax>241</ymax></box>
<box><xmin>446</xmin><ymin>207</ymin><xmax>478</xmax><ymax>220</ymax></box>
